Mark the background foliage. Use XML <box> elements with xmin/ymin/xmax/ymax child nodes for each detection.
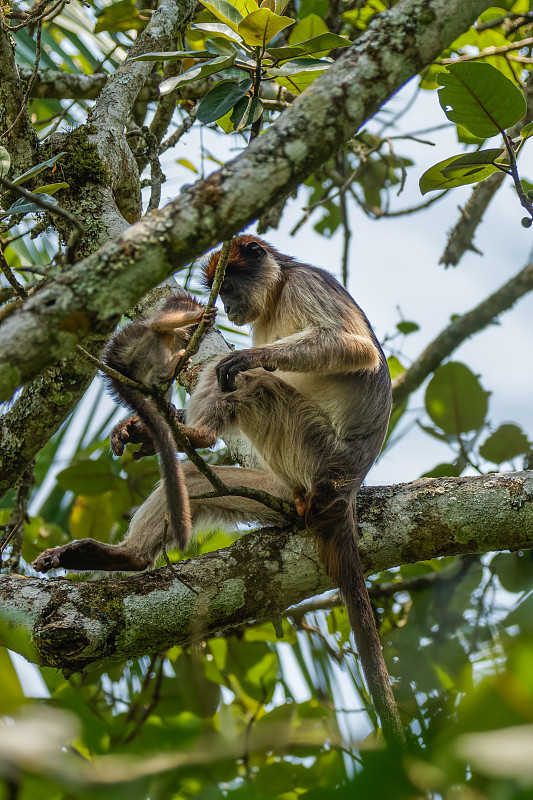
<box><xmin>2</xmin><ymin>0</ymin><xmax>533</xmax><ymax>798</ymax></box>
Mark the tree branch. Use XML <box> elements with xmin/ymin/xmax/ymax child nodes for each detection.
<box><xmin>0</xmin><ymin>7</ymin><xmax>38</xmax><ymax>170</ymax></box>
<box><xmin>2</xmin><ymin>470</ymin><xmax>531</xmax><ymax>672</ymax></box>
<box><xmin>0</xmin><ymin>0</ymin><xmax>494</xmax><ymax>403</ymax></box>
<box><xmin>392</xmin><ymin>260</ymin><xmax>533</xmax><ymax>409</ymax></box>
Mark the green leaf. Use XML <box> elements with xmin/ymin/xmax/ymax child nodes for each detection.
<box><xmin>479</xmin><ymin>423</ymin><xmax>530</xmax><ymax>464</ymax></box>
<box><xmin>231</xmin><ymin>95</ymin><xmax>263</xmax><ymax>129</ymax></box>
<box><xmin>69</xmin><ymin>493</ymin><xmax>116</xmax><ymax>542</ymax></box>
<box><xmin>268</xmin><ymin>56</ymin><xmax>330</xmax><ymax>75</ymax></box>
<box><xmin>199</xmin><ymin>0</ymin><xmax>244</xmax><ymax>32</ymax></box>
<box><xmin>267</xmin><ymin>32</ymin><xmax>350</xmax><ymax>61</ymax></box>
<box><xmin>197</xmin><ymin>78</ymin><xmax>252</xmax><ymax>123</ymax></box>
<box><xmin>56</xmin><ymin>460</ymin><xmax>116</xmax><ymax>496</ymax></box>
<box><xmin>11</xmin><ymin>152</ymin><xmax>66</xmax><ymax>186</ymax></box>
<box><xmin>396</xmin><ymin>320</ymin><xmax>420</xmax><ymax>335</ymax></box>
<box><xmin>521</xmin><ymin>121</ymin><xmax>533</xmax><ymax>140</ymax></box>
<box><xmin>237</xmin><ymin>8</ymin><xmax>295</xmax><ymax>47</ymax></box>
<box><xmin>419</xmin><ymin>154</ymin><xmax>498</xmax><ymax>194</ymax></box>
<box><xmin>0</xmin><ymin>193</ymin><xmax>57</xmax><ymax>218</ymax></box>
<box><xmin>441</xmin><ymin>148</ymin><xmax>506</xmax><ymax>176</ymax></box>
<box><xmin>205</xmin><ymin>36</ymin><xmax>241</xmax><ymax>55</ymax></box>
<box><xmin>420</xmin><ymin>462</ymin><xmax>463</xmax><ymax>478</ymax></box>
<box><xmin>94</xmin><ymin>0</ymin><xmax>144</xmax><ymax>33</ymax></box>
<box><xmin>192</xmin><ymin>22</ymin><xmax>244</xmax><ymax>43</ymax></box>
<box><xmin>177</xmin><ymin>158</ymin><xmax>198</xmax><ymax>173</ymax></box>
<box><xmin>490</xmin><ymin>552</ymin><xmax>533</xmax><ymax>593</ymax></box>
<box><xmin>269</xmin><ymin>57</ymin><xmax>329</xmax><ymax>93</ymax></box>
<box><xmin>425</xmin><ymin>361</ymin><xmax>489</xmax><ymax>434</ymax></box>
<box><xmin>387</xmin><ymin>355</ymin><xmax>405</xmax><ymax>380</ymax></box>
<box><xmin>232</xmin><ymin>0</ymin><xmax>259</xmax><ymax>15</ymax></box>
<box><xmin>131</xmin><ymin>50</ymin><xmax>213</xmax><ymax>62</ymax></box>
<box><xmin>289</xmin><ymin>12</ymin><xmax>328</xmax><ymax>43</ymax></box>
<box><xmin>437</xmin><ymin>62</ymin><xmax>526</xmax><ymax>138</ymax></box>
<box><xmin>33</xmin><ymin>182</ymin><xmax>69</xmax><ymax>195</ymax></box>
<box><xmin>0</xmin><ymin>146</ymin><xmax>11</xmax><ymax>176</ymax></box>
<box><xmin>159</xmin><ymin>54</ymin><xmax>237</xmax><ymax>94</ymax></box>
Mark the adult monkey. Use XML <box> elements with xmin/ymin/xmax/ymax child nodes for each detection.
<box><xmin>190</xmin><ymin>235</ymin><xmax>404</xmax><ymax>747</ymax></box>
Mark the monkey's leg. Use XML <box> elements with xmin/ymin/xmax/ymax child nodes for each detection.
<box><xmin>188</xmin><ymin>369</ymin><xmax>345</xmax><ymax>494</ymax></box>
<box><xmin>32</xmin><ymin>464</ymin><xmax>291</xmax><ymax>574</ymax></box>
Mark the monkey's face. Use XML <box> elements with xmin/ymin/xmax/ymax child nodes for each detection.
<box><xmin>219</xmin><ymin>277</ymin><xmax>259</xmax><ymax>325</ymax></box>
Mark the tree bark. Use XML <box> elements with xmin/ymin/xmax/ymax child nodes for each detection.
<box><xmin>1</xmin><ymin>470</ymin><xmax>531</xmax><ymax>672</ymax></box>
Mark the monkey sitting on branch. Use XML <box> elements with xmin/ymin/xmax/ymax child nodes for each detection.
<box><xmin>33</xmin><ymin>294</ymin><xmax>216</xmax><ymax>573</ymax></box>
<box><xmin>33</xmin><ymin>236</ymin><xmax>404</xmax><ymax>747</ymax></box>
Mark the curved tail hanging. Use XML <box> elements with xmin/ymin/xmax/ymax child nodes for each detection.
<box><xmin>312</xmin><ymin>494</ymin><xmax>405</xmax><ymax>748</ymax></box>
<box><xmin>115</xmin><ymin>384</ymin><xmax>192</xmax><ymax>553</ymax></box>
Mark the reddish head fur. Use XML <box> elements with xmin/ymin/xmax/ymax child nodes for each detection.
<box><xmin>204</xmin><ymin>235</ymin><xmax>271</xmax><ymax>285</ymax></box>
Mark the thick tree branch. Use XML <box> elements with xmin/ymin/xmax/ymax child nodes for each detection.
<box><xmin>392</xmin><ymin>260</ymin><xmax>533</xmax><ymax>409</ymax></box>
<box><xmin>1</xmin><ymin>471</ymin><xmax>531</xmax><ymax>672</ymax></box>
<box><xmin>0</xmin><ymin>0</ymin><xmax>493</xmax><ymax>403</ymax></box>
<box><xmin>0</xmin><ymin>8</ymin><xmax>38</xmax><ymax>170</ymax></box>
<box><xmin>86</xmin><ymin>0</ymin><xmax>197</xmax><ymax>222</ymax></box>
<box><xmin>440</xmin><ymin>69</ymin><xmax>533</xmax><ymax>267</ymax></box>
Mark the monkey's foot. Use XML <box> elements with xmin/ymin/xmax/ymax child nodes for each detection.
<box><xmin>111</xmin><ymin>415</ymin><xmax>157</xmax><ymax>459</ymax></box>
<box><xmin>294</xmin><ymin>486</ymin><xmax>310</xmax><ymax>517</ymax></box>
<box><xmin>177</xmin><ymin>422</ymin><xmax>217</xmax><ymax>450</ymax></box>
<box><xmin>32</xmin><ymin>539</ymin><xmax>150</xmax><ymax>573</ymax></box>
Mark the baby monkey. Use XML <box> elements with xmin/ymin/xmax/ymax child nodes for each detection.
<box><xmin>33</xmin><ymin>294</ymin><xmax>216</xmax><ymax>573</ymax></box>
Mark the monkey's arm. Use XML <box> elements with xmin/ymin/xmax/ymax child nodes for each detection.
<box><xmin>216</xmin><ymin>327</ymin><xmax>381</xmax><ymax>391</ymax></box>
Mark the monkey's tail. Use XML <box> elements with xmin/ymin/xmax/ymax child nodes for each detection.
<box><xmin>310</xmin><ymin>493</ymin><xmax>405</xmax><ymax>749</ymax></box>
<box><xmin>112</xmin><ymin>383</ymin><xmax>192</xmax><ymax>554</ymax></box>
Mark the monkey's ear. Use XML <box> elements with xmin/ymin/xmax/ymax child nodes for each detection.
<box><xmin>244</xmin><ymin>241</ymin><xmax>266</xmax><ymax>257</ymax></box>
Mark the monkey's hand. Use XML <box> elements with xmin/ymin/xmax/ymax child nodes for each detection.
<box><xmin>111</xmin><ymin>415</ymin><xmax>158</xmax><ymax>459</ymax></box>
<box><xmin>216</xmin><ymin>350</ymin><xmax>275</xmax><ymax>392</ymax></box>
<box><xmin>202</xmin><ymin>306</ymin><xmax>217</xmax><ymax>327</ymax></box>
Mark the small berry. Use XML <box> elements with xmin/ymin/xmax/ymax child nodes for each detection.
<box><xmin>521</xmin><ymin>217</ymin><xmax>533</xmax><ymax>228</ymax></box>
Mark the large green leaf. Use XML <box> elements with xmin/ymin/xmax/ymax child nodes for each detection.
<box><xmin>238</xmin><ymin>8</ymin><xmax>295</xmax><ymax>46</ymax></box>
<box><xmin>192</xmin><ymin>21</ymin><xmax>244</xmax><ymax>43</ymax></box>
<box><xmin>289</xmin><ymin>12</ymin><xmax>328</xmax><ymax>42</ymax></box>
<box><xmin>131</xmin><ymin>50</ymin><xmax>213</xmax><ymax>62</ymax></box>
<box><xmin>231</xmin><ymin>95</ymin><xmax>263</xmax><ymax>129</ymax></box>
<box><xmin>419</xmin><ymin>153</ymin><xmax>499</xmax><ymax>194</ymax></box>
<box><xmin>268</xmin><ymin>57</ymin><xmax>329</xmax><ymax>93</ymax></box>
<box><xmin>479</xmin><ymin>423</ymin><xmax>530</xmax><ymax>464</ymax></box>
<box><xmin>437</xmin><ymin>62</ymin><xmax>526</xmax><ymax>138</ymax></box>
<box><xmin>440</xmin><ymin>148</ymin><xmax>506</xmax><ymax>175</ymax></box>
<box><xmin>159</xmin><ymin>54</ymin><xmax>237</xmax><ymax>95</ymax></box>
<box><xmin>56</xmin><ymin>459</ymin><xmax>117</xmax><ymax>496</ymax></box>
<box><xmin>11</xmin><ymin>153</ymin><xmax>66</xmax><ymax>186</ymax></box>
<box><xmin>94</xmin><ymin>0</ymin><xmax>144</xmax><ymax>33</ymax></box>
<box><xmin>199</xmin><ymin>0</ymin><xmax>244</xmax><ymax>32</ymax></box>
<box><xmin>197</xmin><ymin>78</ymin><xmax>252</xmax><ymax>123</ymax></box>
<box><xmin>425</xmin><ymin>361</ymin><xmax>489</xmax><ymax>434</ymax></box>
<box><xmin>267</xmin><ymin>32</ymin><xmax>350</xmax><ymax>61</ymax></box>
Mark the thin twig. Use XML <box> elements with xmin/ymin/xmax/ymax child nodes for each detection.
<box><xmin>162</xmin><ymin>517</ymin><xmax>199</xmax><ymax>593</ymax></box>
<box><xmin>173</xmin><ymin>239</ymin><xmax>232</xmax><ymax>375</ymax></box>
<box><xmin>436</xmin><ymin>35</ymin><xmax>533</xmax><ymax>64</ymax></box>
<box><xmin>0</xmin><ymin>176</ymin><xmax>84</xmax><ymax>263</ymax></box>
<box><xmin>159</xmin><ymin>108</ymin><xmax>197</xmax><ymax>155</ymax></box>
<box><xmin>76</xmin><ymin>344</ymin><xmax>148</xmax><ymax>391</ymax></box>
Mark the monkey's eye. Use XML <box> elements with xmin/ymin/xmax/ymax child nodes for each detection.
<box><xmin>222</xmin><ymin>282</ymin><xmax>234</xmax><ymax>296</ymax></box>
